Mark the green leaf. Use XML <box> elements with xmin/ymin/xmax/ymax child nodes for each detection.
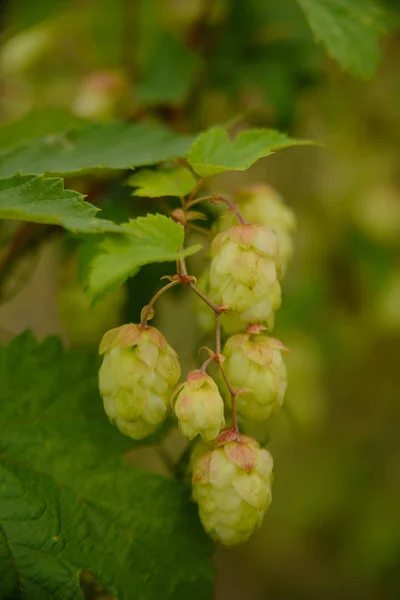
<box><xmin>0</xmin><ymin>108</ymin><xmax>86</xmax><ymax>153</ymax></box>
<box><xmin>138</xmin><ymin>32</ymin><xmax>201</xmax><ymax>106</ymax></box>
<box><xmin>127</xmin><ymin>167</ymin><xmax>197</xmax><ymax>198</ymax></box>
<box><xmin>187</xmin><ymin>126</ymin><xmax>314</xmax><ymax>177</ymax></box>
<box><xmin>81</xmin><ymin>213</ymin><xmax>202</xmax><ymax>297</ymax></box>
<box><xmin>0</xmin><ymin>332</ymin><xmax>214</xmax><ymax>599</ymax></box>
<box><xmin>6</xmin><ymin>0</ymin><xmax>70</xmax><ymax>31</ymax></box>
<box><xmin>0</xmin><ymin>174</ymin><xmax>122</xmax><ymax>233</ymax></box>
<box><xmin>297</xmin><ymin>0</ymin><xmax>384</xmax><ymax>78</ymax></box>
<box><xmin>0</xmin><ymin>122</ymin><xmax>194</xmax><ymax>178</ymax></box>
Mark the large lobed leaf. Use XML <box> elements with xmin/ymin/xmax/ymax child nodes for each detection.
<box><xmin>0</xmin><ymin>332</ymin><xmax>214</xmax><ymax>600</ymax></box>
<box><xmin>297</xmin><ymin>0</ymin><xmax>384</xmax><ymax>78</ymax></box>
<box><xmin>80</xmin><ymin>213</ymin><xmax>202</xmax><ymax>298</ymax></box>
<box><xmin>0</xmin><ymin>173</ymin><xmax>121</xmax><ymax>233</ymax></box>
<box><xmin>187</xmin><ymin>126</ymin><xmax>315</xmax><ymax>177</ymax></box>
<box><xmin>0</xmin><ymin>108</ymin><xmax>86</xmax><ymax>153</ymax></box>
<box><xmin>0</xmin><ymin>121</ymin><xmax>194</xmax><ymax>178</ymax></box>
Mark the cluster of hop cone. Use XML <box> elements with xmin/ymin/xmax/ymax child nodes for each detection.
<box><xmin>98</xmin><ymin>184</ymin><xmax>295</xmax><ymax>546</ymax></box>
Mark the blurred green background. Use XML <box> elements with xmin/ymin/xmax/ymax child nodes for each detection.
<box><xmin>0</xmin><ymin>1</ymin><xmax>399</xmax><ymax>598</ymax></box>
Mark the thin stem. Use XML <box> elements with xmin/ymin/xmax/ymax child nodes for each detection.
<box><xmin>139</xmin><ymin>279</ymin><xmax>181</xmax><ymax>329</ymax></box>
<box><xmin>215</xmin><ymin>313</ymin><xmax>221</xmax><ymax>354</ymax></box>
<box><xmin>200</xmin><ymin>356</ymin><xmax>214</xmax><ymax>372</ymax></box>
<box><xmin>186</xmin><ymin>177</ymin><xmax>204</xmax><ymax>204</ymax></box>
<box><xmin>215</xmin><ymin>195</ymin><xmax>247</xmax><ymax>224</ymax></box>
<box><xmin>184</xmin><ymin>195</ymin><xmax>214</xmax><ymax>209</ymax></box>
<box><xmin>185</xmin><ymin>194</ymin><xmax>247</xmax><ymax>224</ymax></box>
<box><xmin>175</xmin><ymin>247</ymin><xmax>240</xmax><ymax>433</ymax></box>
<box><xmin>189</xmin><ymin>282</ymin><xmax>220</xmax><ymax>313</ymax></box>
<box><xmin>220</xmin><ymin>364</ymin><xmax>239</xmax><ymax>432</ymax></box>
<box><xmin>179</xmin><ymin>255</ymin><xmax>188</xmax><ymax>276</ymax></box>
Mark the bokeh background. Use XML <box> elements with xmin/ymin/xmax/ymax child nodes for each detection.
<box><xmin>1</xmin><ymin>1</ymin><xmax>399</xmax><ymax>598</ymax></box>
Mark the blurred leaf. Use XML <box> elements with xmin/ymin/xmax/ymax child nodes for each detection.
<box><xmin>138</xmin><ymin>32</ymin><xmax>201</xmax><ymax>106</ymax></box>
<box><xmin>80</xmin><ymin>213</ymin><xmax>202</xmax><ymax>297</ymax></box>
<box><xmin>0</xmin><ymin>332</ymin><xmax>214</xmax><ymax>600</ymax></box>
<box><xmin>0</xmin><ymin>174</ymin><xmax>121</xmax><ymax>233</ymax></box>
<box><xmin>127</xmin><ymin>167</ymin><xmax>197</xmax><ymax>198</ymax></box>
<box><xmin>297</xmin><ymin>0</ymin><xmax>384</xmax><ymax>77</ymax></box>
<box><xmin>187</xmin><ymin>126</ymin><xmax>315</xmax><ymax>176</ymax></box>
<box><xmin>0</xmin><ymin>108</ymin><xmax>86</xmax><ymax>153</ymax></box>
<box><xmin>5</xmin><ymin>0</ymin><xmax>70</xmax><ymax>31</ymax></box>
<box><xmin>0</xmin><ymin>122</ymin><xmax>194</xmax><ymax>177</ymax></box>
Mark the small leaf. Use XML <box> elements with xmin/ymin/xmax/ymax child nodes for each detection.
<box><xmin>297</xmin><ymin>0</ymin><xmax>384</xmax><ymax>78</ymax></box>
<box><xmin>138</xmin><ymin>32</ymin><xmax>201</xmax><ymax>106</ymax></box>
<box><xmin>0</xmin><ymin>121</ymin><xmax>194</xmax><ymax>178</ymax></box>
<box><xmin>127</xmin><ymin>167</ymin><xmax>197</xmax><ymax>198</ymax></box>
<box><xmin>81</xmin><ymin>213</ymin><xmax>202</xmax><ymax>297</ymax></box>
<box><xmin>187</xmin><ymin>127</ymin><xmax>314</xmax><ymax>177</ymax></box>
<box><xmin>0</xmin><ymin>173</ymin><xmax>121</xmax><ymax>233</ymax></box>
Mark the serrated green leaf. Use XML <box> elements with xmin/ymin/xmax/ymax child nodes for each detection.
<box><xmin>187</xmin><ymin>127</ymin><xmax>315</xmax><ymax>177</ymax></box>
<box><xmin>127</xmin><ymin>167</ymin><xmax>197</xmax><ymax>198</ymax></box>
<box><xmin>138</xmin><ymin>32</ymin><xmax>201</xmax><ymax>106</ymax></box>
<box><xmin>0</xmin><ymin>108</ymin><xmax>86</xmax><ymax>153</ymax></box>
<box><xmin>81</xmin><ymin>213</ymin><xmax>202</xmax><ymax>297</ymax></box>
<box><xmin>297</xmin><ymin>0</ymin><xmax>384</xmax><ymax>78</ymax></box>
<box><xmin>0</xmin><ymin>122</ymin><xmax>194</xmax><ymax>178</ymax></box>
<box><xmin>0</xmin><ymin>174</ymin><xmax>122</xmax><ymax>233</ymax></box>
<box><xmin>0</xmin><ymin>332</ymin><xmax>214</xmax><ymax>600</ymax></box>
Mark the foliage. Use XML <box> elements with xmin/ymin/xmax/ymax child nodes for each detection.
<box><xmin>0</xmin><ymin>0</ymin><xmax>394</xmax><ymax>598</ymax></box>
<box><xmin>298</xmin><ymin>0</ymin><xmax>384</xmax><ymax>77</ymax></box>
<box><xmin>80</xmin><ymin>214</ymin><xmax>201</xmax><ymax>297</ymax></box>
<box><xmin>0</xmin><ymin>333</ymin><xmax>213</xmax><ymax>599</ymax></box>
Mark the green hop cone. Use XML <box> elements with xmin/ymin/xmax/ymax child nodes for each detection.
<box><xmin>215</xmin><ymin>184</ymin><xmax>295</xmax><ymax>274</ymax></box>
<box><xmin>223</xmin><ymin>328</ymin><xmax>288</xmax><ymax>420</ymax></box>
<box><xmin>98</xmin><ymin>323</ymin><xmax>181</xmax><ymax>440</ymax></box>
<box><xmin>209</xmin><ymin>223</ymin><xmax>281</xmax><ymax>328</ymax></box>
<box><xmin>174</xmin><ymin>370</ymin><xmax>225</xmax><ymax>441</ymax></box>
<box><xmin>234</xmin><ymin>185</ymin><xmax>295</xmax><ymax>275</ymax></box>
<box><xmin>192</xmin><ymin>432</ymin><xmax>273</xmax><ymax>546</ymax></box>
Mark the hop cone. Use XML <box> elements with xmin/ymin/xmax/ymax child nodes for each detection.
<box><xmin>231</xmin><ymin>184</ymin><xmax>296</xmax><ymax>275</ymax></box>
<box><xmin>174</xmin><ymin>370</ymin><xmax>225</xmax><ymax>441</ymax></box>
<box><xmin>223</xmin><ymin>330</ymin><xmax>288</xmax><ymax>420</ymax></box>
<box><xmin>209</xmin><ymin>223</ymin><xmax>281</xmax><ymax>327</ymax></box>
<box><xmin>98</xmin><ymin>323</ymin><xmax>180</xmax><ymax>439</ymax></box>
<box><xmin>192</xmin><ymin>432</ymin><xmax>273</xmax><ymax>546</ymax></box>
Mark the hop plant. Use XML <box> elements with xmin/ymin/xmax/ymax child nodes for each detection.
<box><xmin>95</xmin><ymin>178</ymin><xmax>295</xmax><ymax>548</ymax></box>
<box><xmin>98</xmin><ymin>323</ymin><xmax>181</xmax><ymax>440</ymax></box>
<box><xmin>192</xmin><ymin>432</ymin><xmax>273</xmax><ymax>546</ymax></box>
<box><xmin>223</xmin><ymin>329</ymin><xmax>288</xmax><ymax>420</ymax></box>
<box><xmin>174</xmin><ymin>370</ymin><xmax>225</xmax><ymax>441</ymax></box>
<box><xmin>225</xmin><ymin>184</ymin><xmax>296</xmax><ymax>274</ymax></box>
<box><xmin>209</xmin><ymin>223</ymin><xmax>281</xmax><ymax>328</ymax></box>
